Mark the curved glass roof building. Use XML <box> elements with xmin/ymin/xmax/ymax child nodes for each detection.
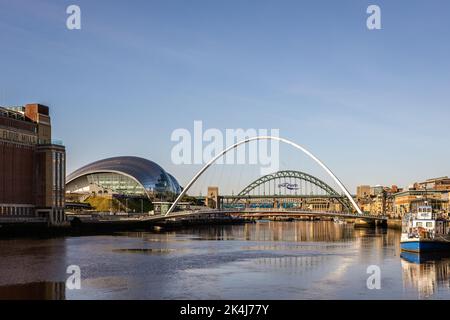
<box><xmin>66</xmin><ymin>156</ymin><xmax>181</xmax><ymax>200</ymax></box>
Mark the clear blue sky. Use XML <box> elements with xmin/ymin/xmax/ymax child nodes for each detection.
<box><xmin>1</xmin><ymin>0</ymin><xmax>449</xmax><ymax>194</ymax></box>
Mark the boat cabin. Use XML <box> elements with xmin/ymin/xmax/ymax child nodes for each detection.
<box><xmin>412</xmin><ymin>206</ymin><xmax>435</xmax><ymax>231</ymax></box>
<box><xmin>405</xmin><ymin>206</ymin><xmax>450</xmax><ymax>238</ymax></box>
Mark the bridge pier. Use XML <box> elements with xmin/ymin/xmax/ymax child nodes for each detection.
<box><xmin>354</xmin><ymin>218</ymin><xmax>376</xmax><ymax>228</ymax></box>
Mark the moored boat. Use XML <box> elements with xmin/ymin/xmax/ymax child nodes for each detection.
<box><xmin>401</xmin><ymin>205</ymin><xmax>450</xmax><ymax>253</ymax></box>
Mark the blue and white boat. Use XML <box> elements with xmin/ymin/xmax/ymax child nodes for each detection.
<box><xmin>401</xmin><ymin>205</ymin><xmax>450</xmax><ymax>253</ymax></box>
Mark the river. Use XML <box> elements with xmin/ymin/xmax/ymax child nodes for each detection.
<box><xmin>0</xmin><ymin>221</ymin><xmax>449</xmax><ymax>300</ymax></box>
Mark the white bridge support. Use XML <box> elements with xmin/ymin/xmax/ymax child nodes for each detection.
<box><xmin>165</xmin><ymin>136</ymin><xmax>362</xmax><ymax>216</ymax></box>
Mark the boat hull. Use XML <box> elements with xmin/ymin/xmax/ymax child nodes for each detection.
<box><xmin>401</xmin><ymin>240</ymin><xmax>450</xmax><ymax>253</ymax></box>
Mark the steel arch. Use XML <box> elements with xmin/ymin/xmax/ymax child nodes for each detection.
<box><xmin>233</xmin><ymin>170</ymin><xmax>353</xmax><ymax>212</ymax></box>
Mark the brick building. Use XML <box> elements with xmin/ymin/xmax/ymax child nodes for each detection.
<box><xmin>418</xmin><ymin>177</ymin><xmax>450</xmax><ymax>191</ymax></box>
<box><xmin>0</xmin><ymin>104</ymin><xmax>65</xmax><ymax>225</ymax></box>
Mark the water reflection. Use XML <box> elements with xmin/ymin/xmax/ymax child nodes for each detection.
<box><xmin>129</xmin><ymin>221</ymin><xmax>358</xmax><ymax>243</ymax></box>
<box><xmin>0</xmin><ymin>222</ymin><xmax>448</xmax><ymax>299</ymax></box>
<box><xmin>113</xmin><ymin>248</ymin><xmax>177</xmax><ymax>254</ymax></box>
<box><xmin>401</xmin><ymin>253</ymin><xmax>450</xmax><ymax>299</ymax></box>
<box><xmin>253</xmin><ymin>255</ymin><xmax>332</xmax><ymax>275</ymax></box>
<box><xmin>0</xmin><ymin>282</ymin><xmax>65</xmax><ymax>300</ymax></box>
<box><xmin>0</xmin><ymin>238</ymin><xmax>68</xmax><ymax>287</ymax></box>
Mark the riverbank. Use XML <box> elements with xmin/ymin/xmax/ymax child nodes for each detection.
<box><xmin>0</xmin><ymin>214</ymin><xmax>249</xmax><ymax>237</ymax></box>
<box><xmin>0</xmin><ymin>215</ymin><xmax>403</xmax><ymax>238</ymax></box>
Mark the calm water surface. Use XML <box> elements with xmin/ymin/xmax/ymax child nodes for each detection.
<box><xmin>0</xmin><ymin>221</ymin><xmax>449</xmax><ymax>300</ymax></box>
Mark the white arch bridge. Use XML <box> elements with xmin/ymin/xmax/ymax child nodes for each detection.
<box><xmin>159</xmin><ymin>136</ymin><xmax>384</xmax><ymax>222</ymax></box>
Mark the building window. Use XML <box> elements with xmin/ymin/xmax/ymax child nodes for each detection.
<box><xmin>53</xmin><ymin>151</ymin><xmax>57</xmax><ymax>191</ymax></box>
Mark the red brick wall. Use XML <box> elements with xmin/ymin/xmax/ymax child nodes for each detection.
<box><xmin>0</xmin><ymin>141</ymin><xmax>35</xmax><ymax>204</ymax></box>
<box><xmin>0</xmin><ymin>117</ymin><xmax>36</xmax><ymax>133</ymax></box>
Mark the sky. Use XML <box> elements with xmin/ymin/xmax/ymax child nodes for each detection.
<box><xmin>1</xmin><ymin>0</ymin><xmax>450</xmax><ymax>195</ymax></box>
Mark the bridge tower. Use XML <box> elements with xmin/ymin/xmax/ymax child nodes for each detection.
<box><xmin>205</xmin><ymin>186</ymin><xmax>220</xmax><ymax>209</ymax></box>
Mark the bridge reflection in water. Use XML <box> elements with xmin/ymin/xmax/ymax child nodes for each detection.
<box><xmin>159</xmin><ymin>221</ymin><xmax>357</xmax><ymax>243</ymax></box>
<box><xmin>243</xmin><ymin>220</ymin><xmax>355</xmax><ymax>242</ymax></box>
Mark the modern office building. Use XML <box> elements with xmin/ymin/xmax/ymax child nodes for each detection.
<box><xmin>66</xmin><ymin>156</ymin><xmax>181</xmax><ymax>204</ymax></box>
<box><xmin>0</xmin><ymin>104</ymin><xmax>66</xmax><ymax>226</ymax></box>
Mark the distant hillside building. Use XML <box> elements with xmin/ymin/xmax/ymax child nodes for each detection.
<box><xmin>0</xmin><ymin>104</ymin><xmax>66</xmax><ymax>225</ymax></box>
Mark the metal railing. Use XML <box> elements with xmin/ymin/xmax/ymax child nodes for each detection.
<box><xmin>38</xmin><ymin>139</ymin><xmax>64</xmax><ymax>146</ymax></box>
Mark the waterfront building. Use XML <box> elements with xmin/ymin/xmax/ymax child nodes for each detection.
<box><xmin>358</xmin><ymin>197</ymin><xmax>372</xmax><ymax>213</ymax></box>
<box><xmin>306</xmin><ymin>198</ymin><xmax>340</xmax><ymax>212</ymax></box>
<box><xmin>371</xmin><ymin>194</ymin><xmax>385</xmax><ymax>215</ymax></box>
<box><xmin>393</xmin><ymin>190</ymin><xmax>448</xmax><ymax>217</ymax></box>
<box><xmin>418</xmin><ymin>177</ymin><xmax>450</xmax><ymax>191</ymax></box>
<box><xmin>0</xmin><ymin>104</ymin><xmax>66</xmax><ymax>225</ymax></box>
<box><xmin>442</xmin><ymin>193</ymin><xmax>450</xmax><ymax>217</ymax></box>
<box><xmin>385</xmin><ymin>193</ymin><xmax>396</xmax><ymax>217</ymax></box>
<box><xmin>66</xmin><ymin>156</ymin><xmax>181</xmax><ymax>213</ymax></box>
<box><xmin>355</xmin><ymin>185</ymin><xmax>401</xmax><ymax>216</ymax></box>
<box><xmin>390</xmin><ymin>177</ymin><xmax>450</xmax><ymax>218</ymax></box>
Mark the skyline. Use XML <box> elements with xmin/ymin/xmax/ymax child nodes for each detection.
<box><xmin>1</xmin><ymin>0</ymin><xmax>450</xmax><ymax>193</ymax></box>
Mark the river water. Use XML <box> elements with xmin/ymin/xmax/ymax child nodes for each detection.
<box><xmin>0</xmin><ymin>221</ymin><xmax>449</xmax><ymax>300</ymax></box>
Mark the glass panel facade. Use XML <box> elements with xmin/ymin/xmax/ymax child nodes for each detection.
<box><xmin>86</xmin><ymin>173</ymin><xmax>146</xmax><ymax>196</ymax></box>
<box><xmin>66</xmin><ymin>157</ymin><xmax>181</xmax><ymax>200</ymax></box>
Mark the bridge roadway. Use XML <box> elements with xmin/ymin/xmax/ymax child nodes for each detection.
<box><xmin>156</xmin><ymin>208</ymin><xmax>387</xmax><ymax>222</ymax></box>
